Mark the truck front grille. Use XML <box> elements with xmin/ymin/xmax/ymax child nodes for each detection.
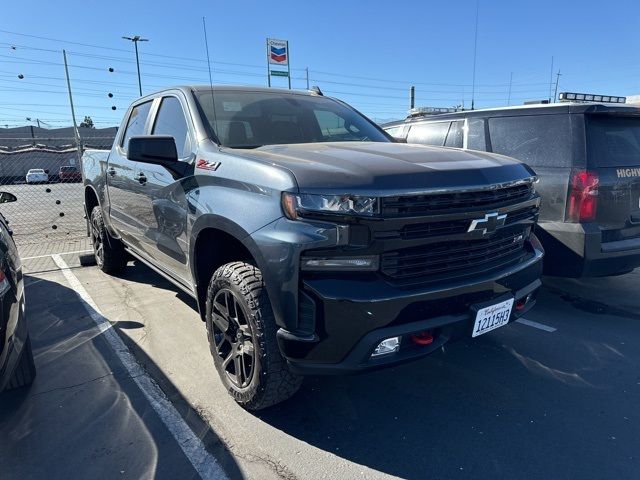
<box><xmin>395</xmin><ymin>205</ymin><xmax>538</xmax><ymax>241</ymax></box>
<box><xmin>381</xmin><ymin>182</ymin><xmax>534</xmax><ymax>217</ymax></box>
<box><xmin>380</xmin><ymin>229</ymin><xmax>529</xmax><ymax>280</ymax></box>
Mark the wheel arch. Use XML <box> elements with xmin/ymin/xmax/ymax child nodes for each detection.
<box><xmin>84</xmin><ymin>185</ymin><xmax>100</xmax><ymax>236</ymax></box>
<box><xmin>189</xmin><ymin>215</ymin><xmax>271</xmax><ymax>321</ymax></box>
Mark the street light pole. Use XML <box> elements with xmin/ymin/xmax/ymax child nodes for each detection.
<box><xmin>122</xmin><ymin>35</ymin><xmax>148</xmax><ymax>97</ymax></box>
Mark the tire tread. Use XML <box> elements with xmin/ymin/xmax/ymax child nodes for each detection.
<box><xmin>205</xmin><ymin>262</ymin><xmax>302</xmax><ymax>410</ymax></box>
<box><xmin>91</xmin><ymin>207</ymin><xmax>127</xmax><ymax>274</ymax></box>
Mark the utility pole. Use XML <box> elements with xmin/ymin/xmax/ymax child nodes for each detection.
<box><xmin>471</xmin><ymin>0</ymin><xmax>479</xmax><ymax>110</ymax></box>
<box><xmin>553</xmin><ymin>70</ymin><xmax>562</xmax><ymax>102</ymax></box>
<box><xmin>507</xmin><ymin>72</ymin><xmax>513</xmax><ymax>106</ymax></box>
<box><xmin>305</xmin><ymin>67</ymin><xmax>310</xmax><ymax>90</ymax></box>
<box><xmin>63</xmin><ymin>49</ymin><xmax>81</xmax><ymax>160</ymax></box>
<box><xmin>266</xmin><ymin>39</ymin><xmax>271</xmax><ymax>87</ymax></box>
<box><xmin>409</xmin><ymin>86</ymin><xmax>415</xmax><ymax>109</ymax></box>
<box><xmin>122</xmin><ymin>35</ymin><xmax>148</xmax><ymax>97</ymax></box>
<box><xmin>287</xmin><ymin>41</ymin><xmax>291</xmax><ymax>90</ymax></box>
<box><xmin>548</xmin><ymin>56</ymin><xmax>554</xmax><ymax>103</ymax></box>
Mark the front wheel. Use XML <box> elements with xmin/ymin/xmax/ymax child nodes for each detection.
<box><xmin>205</xmin><ymin>262</ymin><xmax>302</xmax><ymax>410</ymax></box>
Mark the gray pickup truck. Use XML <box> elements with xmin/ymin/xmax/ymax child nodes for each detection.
<box><xmin>82</xmin><ymin>86</ymin><xmax>543</xmax><ymax>409</ymax></box>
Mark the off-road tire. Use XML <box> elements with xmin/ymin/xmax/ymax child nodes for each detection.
<box><xmin>7</xmin><ymin>335</ymin><xmax>36</xmax><ymax>390</ymax></box>
<box><xmin>90</xmin><ymin>207</ymin><xmax>127</xmax><ymax>274</ymax></box>
<box><xmin>205</xmin><ymin>262</ymin><xmax>302</xmax><ymax>410</ymax></box>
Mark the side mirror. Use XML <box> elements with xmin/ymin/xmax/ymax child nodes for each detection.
<box><xmin>394</xmin><ymin>137</ymin><xmax>407</xmax><ymax>143</ymax></box>
<box><xmin>127</xmin><ymin>136</ymin><xmax>178</xmax><ymax>166</ymax></box>
<box><xmin>0</xmin><ymin>192</ymin><xmax>17</xmax><ymax>204</ymax></box>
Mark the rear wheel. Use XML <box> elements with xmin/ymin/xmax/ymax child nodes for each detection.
<box><xmin>7</xmin><ymin>335</ymin><xmax>36</xmax><ymax>390</ymax></box>
<box><xmin>205</xmin><ymin>262</ymin><xmax>302</xmax><ymax>410</ymax></box>
<box><xmin>90</xmin><ymin>207</ymin><xmax>127</xmax><ymax>273</ymax></box>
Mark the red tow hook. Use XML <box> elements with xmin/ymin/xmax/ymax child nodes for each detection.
<box><xmin>411</xmin><ymin>330</ymin><xmax>434</xmax><ymax>346</ymax></box>
<box><xmin>515</xmin><ymin>293</ymin><xmax>534</xmax><ymax>312</ymax></box>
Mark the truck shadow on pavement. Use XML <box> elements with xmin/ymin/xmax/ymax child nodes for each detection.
<box><xmin>10</xmin><ymin>261</ymin><xmax>638</xmax><ymax>480</ymax></box>
<box><xmin>0</xmin><ymin>274</ymin><xmax>244</xmax><ymax>480</ymax></box>
<box><xmin>256</xmin><ymin>285</ymin><xmax>640</xmax><ymax>479</ymax></box>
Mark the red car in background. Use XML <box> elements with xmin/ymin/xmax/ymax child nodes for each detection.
<box><xmin>58</xmin><ymin>166</ymin><xmax>82</xmax><ymax>183</ymax></box>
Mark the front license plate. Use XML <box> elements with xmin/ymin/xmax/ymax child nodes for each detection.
<box><xmin>471</xmin><ymin>298</ymin><xmax>514</xmax><ymax>338</ymax></box>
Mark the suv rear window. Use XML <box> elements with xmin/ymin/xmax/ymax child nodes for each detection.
<box><xmin>587</xmin><ymin>115</ymin><xmax>640</xmax><ymax>168</ymax></box>
<box><xmin>488</xmin><ymin>114</ymin><xmax>572</xmax><ymax>167</ymax></box>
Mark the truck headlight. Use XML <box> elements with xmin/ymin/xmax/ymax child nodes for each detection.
<box><xmin>282</xmin><ymin>192</ymin><xmax>379</xmax><ymax>219</ymax></box>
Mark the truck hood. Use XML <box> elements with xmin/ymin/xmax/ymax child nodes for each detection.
<box><xmin>237</xmin><ymin>142</ymin><xmax>536</xmax><ymax>195</ymax></box>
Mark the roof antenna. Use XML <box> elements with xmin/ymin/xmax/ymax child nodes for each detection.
<box><xmin>310</xmin><ymin>85</ymin><xmax>323</xmax><ymax>96</ymax></box>
<box><xmin>202</xmin><ymin>17</ymin><xmax>219</xmax><ymax>143</ymax></box>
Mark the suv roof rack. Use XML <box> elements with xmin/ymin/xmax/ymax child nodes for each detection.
<box><xmin>559</xmin><ymin>92</ymin><xmax>626</xmax><ymax>103</ymax></box>
<box><xmin>407</xmin><ymin>106</ymin><xmax>459</xmax><ymax>118</ymax></box>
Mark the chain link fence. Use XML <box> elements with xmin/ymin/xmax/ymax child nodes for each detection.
<box><xmin>0</xmin><ymin>133</ymin><xmax>115</xmax><ymax>246</ymax></box>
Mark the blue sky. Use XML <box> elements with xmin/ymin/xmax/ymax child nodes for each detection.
<box><xmin>1</xmin><ymin>0</ymin><xmax>640</xmax><ymax>128</ymax></box>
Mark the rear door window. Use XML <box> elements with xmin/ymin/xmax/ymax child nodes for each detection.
<box><xmin>121</xmin><ymin>101</ymin><xmax>153</xmax><ymax>152</ymax></box>
<box><xmin>467</xmin><ymin>118</ymin><xmax>487</xmax><ymax>151</ymax></box>
<box><xmin>444</xmin><ymin>121</ymin><xmax>464</xmax><ymax>148</ymax></box>
<box><xmin>586</xmin><ymin>116</ymin><xmax>640</xmax><ymax>167</ymax></box>
<box><xmin>488</xmin><ymin>114</ymin><xmax>572</xmax><ymax>167</ymax></box>
<box><xmin>406</xmin><ymin>122</ymin><xmax>450</xmax><ymax>146</ymax></box>
<box><xmin>384</xmin><ymin>125</ymin><xmax>405</xmax><ymax>140</ymax></box>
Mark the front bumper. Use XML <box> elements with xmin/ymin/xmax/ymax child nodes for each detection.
<box><xmin>278</xmin><ymin>243</ymin><xmax>543</xmax><ymax>375</ymax></box>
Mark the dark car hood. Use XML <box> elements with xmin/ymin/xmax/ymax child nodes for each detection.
<box><xmin>239</xmin><ymin>142</ymin><xmax>536</xmax><ymax>195</ymax></box>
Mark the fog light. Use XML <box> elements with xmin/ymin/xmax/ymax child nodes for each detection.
<box><xmin>300</xmin><ymin>256</ymin><xmax>379</xmax><ymax>271</ymax></box>
<box><xmin>371</xmin><ymin>336</ymin><xmax>401</xmax><ymax>357</ymax></box>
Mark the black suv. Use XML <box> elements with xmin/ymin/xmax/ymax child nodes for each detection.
<box><xmin>384</xmin><ymin>101</ymin><xmax>640</xmax><ymax>277</ymax></box>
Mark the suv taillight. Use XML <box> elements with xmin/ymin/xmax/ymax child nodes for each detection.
<box><xmin>567</xmin><ymin>170</ymin><xmax>599</xmax><ymax>222</ymax></box>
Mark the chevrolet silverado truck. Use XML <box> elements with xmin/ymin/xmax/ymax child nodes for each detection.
<box><xmin>82</xmin><ymin>86</ymin><xmax>543</xmax><ymax>410</ymax></box>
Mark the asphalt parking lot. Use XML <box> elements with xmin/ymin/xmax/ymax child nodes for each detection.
<box><xmin>1</xmin><ymin>252</ymin><xmax>640</xmax><ymax>480</ymax></box>
<box><xmin>0</xmin><ymin>182</ymin><xmax>85</xmax><ymax>244</ymax></box>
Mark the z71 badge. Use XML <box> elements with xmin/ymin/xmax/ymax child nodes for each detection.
<box><xmin>196</xmin><ymin>159</ymin><xmax>221</xmax><ymax>171</ymax></box>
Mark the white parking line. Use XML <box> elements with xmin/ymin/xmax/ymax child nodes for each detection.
<box><xmin>22</xmin><ymin>249</ymin><xmax>92</xmax><ymax>260</ymax></box>
<box><xmin>51</xmin><ymin>254</ymin><xmax>228</xmax><ymax>480</ymax></box>
<box><xmin>515</xmin><ymin>318</ymin><xmax>557</xmax><ymax>332</ymax></box>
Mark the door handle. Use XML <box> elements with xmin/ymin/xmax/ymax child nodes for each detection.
<box><xmin>107</xmin><ymin>167</ymin><xmax>116</xmax><ymax>176</ymax></box>
<box><xmin>135</xmin><ymin>173</ymin><xmax>147</xmax><ymax>184</ymax></box>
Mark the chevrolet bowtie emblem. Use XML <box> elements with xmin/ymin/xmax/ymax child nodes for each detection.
<box><xmin>467</xmin><ymin>212</ymin><xmax>507</xmax><ymax>236</ymax></box>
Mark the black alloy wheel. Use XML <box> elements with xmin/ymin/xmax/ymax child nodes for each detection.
<box><xmin>210</xmin><ymin>288</ymin><xmax>256</xmax><ymax>389</ymax></box>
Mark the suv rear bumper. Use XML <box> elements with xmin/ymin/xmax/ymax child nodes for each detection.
<box><xmin>278</xmin><ymin>242</ymin><xmax>543</xmax><ymax>375</ymax></box>
<box><xmin>539</xmin><ymin>222</ymin><xmax>640</xmax><ymax>277</ymax></box>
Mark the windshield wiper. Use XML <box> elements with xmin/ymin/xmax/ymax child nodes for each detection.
<box><xmin>225</xmin><ymin>144</ymin><xmax>264</xmax><ymax>149</ymax></box>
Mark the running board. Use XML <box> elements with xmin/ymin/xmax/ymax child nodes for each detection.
<box><xmin>124</xmin><ymin>247</ymin><xmax>197</xmax><ymax>299</ymax></box>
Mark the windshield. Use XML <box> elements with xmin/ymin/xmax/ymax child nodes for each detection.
<box><xmin>587</xmin><ymin>115</ymin><xmax>640</xmax><ymax>168</ymax></box>
<box><xmin>195</xmin><ymin>90</ymin><xmax>390</xmax><ymax>148</ymax></box>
